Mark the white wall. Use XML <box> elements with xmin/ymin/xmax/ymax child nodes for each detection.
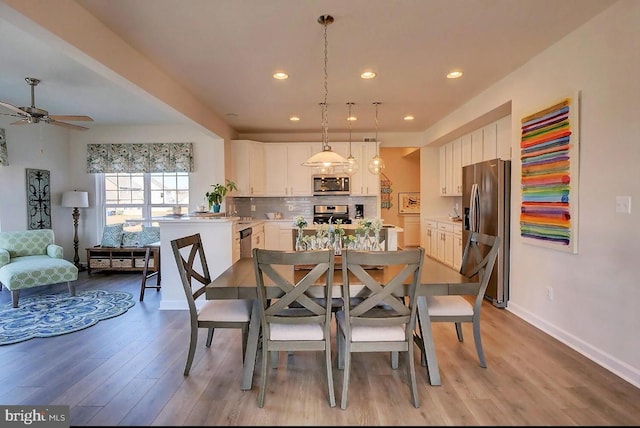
<box><xmin>420</xmin><ymin>0</ymin><xmax>640</xmax><ymax>387</ymax></box>
<box><xmin>0</xmin><ymin>119</ymin><xmax>76</xmax><ymax>258</ymax></box>
<box><xmin>69</xmin><ymin>124</ymin><xmax>226</xmax><ymax>260</ymax></box>
<box><xmin>0</xmin><ymin>122</ymin><xmax>225</xmax><ymax>264</ymax></box>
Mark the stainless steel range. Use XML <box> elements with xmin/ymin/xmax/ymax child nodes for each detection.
<box><xmin>313</xmin><ymin>204</ymin><xmax>351</xmax><ymax>224</ymax></box>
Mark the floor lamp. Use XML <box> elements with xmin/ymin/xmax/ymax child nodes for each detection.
<box><xmin>62</xmin><ymin>190</ymin><xmax>89</xmax><ymax>270</ymax></box>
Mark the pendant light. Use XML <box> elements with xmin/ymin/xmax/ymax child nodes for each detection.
<box><xmin>342</xmin><ymin>102</ymin><xmax>360</xmax><ymax>176</ymax></box>
<box><xmin>368</xmin><ymin>102</ymin><xmax>385</xmax><ymax>174</ymax></box>
<box><xmin>302</xmin><ymin>14</ymin><xmax>350</xmax><ymax>170</ymax></box>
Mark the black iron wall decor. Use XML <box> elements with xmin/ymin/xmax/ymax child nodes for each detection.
<box><xmin>0</xmin><ymin>128</ymin><xmax>8</xmax><ymax>166</ymax></box>
<box><xmin>26</xmin><ymin>168</ymin><xmax>51</xmax><ymax>229</ymax></box>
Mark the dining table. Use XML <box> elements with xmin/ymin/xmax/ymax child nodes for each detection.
<box><xmin>205</xmin><ymin>253</ymin><xmax>471</xmax><ymax>391</ymax></box>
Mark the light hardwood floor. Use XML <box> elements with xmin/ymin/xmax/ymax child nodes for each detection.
<box><xmin>1</xmin><ymin>270</ymin><xmax>639</xmax><ymax>426</ymax></box>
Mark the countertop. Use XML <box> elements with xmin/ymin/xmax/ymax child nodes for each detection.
<box><xmin>425</xmin><ymin>216</ymin><xmax>463</xmax><ymax>226</ymax></box>
<box><xmin>154</xmin><ymin>215</ymin><xmax>403</xmax><ymax>231</ymax></box>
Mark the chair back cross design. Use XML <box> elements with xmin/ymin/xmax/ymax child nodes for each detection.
<box><xmin>171</xmin><ymin>233</ymin><xmax>251</xmax><ymax>376</ymax></box>
<box><xmin>252</xmin><ymin>248</ymin><xmax>336</xmax><ymax>408</ymax></box>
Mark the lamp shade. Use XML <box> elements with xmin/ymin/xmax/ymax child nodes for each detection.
<box><xmin>62</xmin><ymin>191</ymin><xmax>89</xmax><ymax>208</ymax></box>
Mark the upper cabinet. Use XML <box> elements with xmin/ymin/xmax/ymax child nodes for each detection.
<box><xmin>231</xmin><ymin>140</ymin><xmax>265</xmax><ymax>196</ymax></box>
<box><xmin>264</xmin><ymin>143</ymin><xmax>313</xmax><ymax>196</ymax></box>
<box><xmin>350</xmin><ymin>141</ymin><xmax>380</xmax><ymax>196</ymax></box>
<box><xmin>496</xmin><ymin>115</ymin><xmax>512</xmax><ymax>160</ymax></box>
<box><xmin>439</xmin><ymin>139</ymin><xmax>461</xmax><ymax>196</ymax></box>
<box><xmin>439</xmin><ymin>115</ymin><xmax>512</xmax><ymax>197</ymax></box>
<box><xmin>310</xmin><ymin>140</ymin><xmax>379</xmax><ymax>196</ymax></box>
<box><xmin>231</xmin><ymin>139</ymin><xmax>381</xmax><ymax>198</ymax></box>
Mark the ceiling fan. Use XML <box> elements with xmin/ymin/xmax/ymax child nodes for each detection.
<box><xmin>0</xmin><ymin>77</ymin><xmax>93</xmax><ymax>131</ymax></box>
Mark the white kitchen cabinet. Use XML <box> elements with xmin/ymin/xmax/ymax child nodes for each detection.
<box><xmin>439</xmin><ymin>145</ymin><xmax>447</xmax><ymax>196</ymax></box>
<box><xmin>251</xmin><ymin>223</ymin><xmax>265</xmax><ymax>250</ymax></box>
<box><xmin>402</xmin><ymin>214</ymin><xmax>421</xmax><ymax>247</ymax></box>
<box><xmin>453</xmin><ymin>223</ymin><xmax>463</xmax><ymax>271</ymax></box>
<box><xmin>452</xmin><ymin>138</ymin><xmax>462</xmax><ymax>195</ymax></box>
<box><xmin>496</xmin><ymin>115</ymin><xmax>511</xmax><ymax>160</ymax></box>
<box><xmin>461</xmin><ymin>133</ymin><xmax>472</xmax><ymax>167</ymax></box>
<box><xmin>264</xmin><ymin>143</ymin><xmax>313</xmax><ymax>196</ymax></box>
<box><xmin>471</xmin><ymin>129</ymin><xmax>484</xmax><ymax>165</ymax></box>
<box><xmin>425</xmin><ymin>218</ymin><xmax>460</xmax><ymax>269</ymax></box>
<box><xmin>265</xmin><ymin>220</ymin><xmax>295</xmax><ymax>251</ymax></box>
<box><xmin>436</xmin><ymin>222</ymin><xmax>455</xmax><ymax>268</ymax></box>
<box><xmin>438</xmin><ymin>140</ymin><xmax>461</xmax><ymax>196</ymax></box>
<box><xmin>482</xmin><ymin>122</ymin><xmax>497</xmax><ymax>161</ymax></box>
<box><xmin>360</xmin><ymin>141</ymin><xmax>381</xmax><ymax>196</ymax></box>
<box><xmin>312</xmin><ymin>141</ymin><xmax>379</xmax><ymax>196</ymax></box>
<box><xmin>231</xmin><ymin>140</ymin><xmax>265</xmax><ymax>196</ymax></box>
<box><xmin>263</xmin><ymin>144</ymin><xmax>287</xmax><ymax>196</ymax></box>
<box><xmin>232</xmin><ymin>226</ymin><xmax>241</xmax><ymax>264</ymax></box>
<box><xmin>423</xmin><ymin>219</ymin><xmax>438</xmax><ymax>259</ymax></box>
<box><xmin>287</xmin><ymin>144</ymin><xmax>314</xmax><ymax>195</ymax></box>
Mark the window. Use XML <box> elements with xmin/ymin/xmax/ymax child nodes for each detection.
<box><xmin>103</xmin><ymin>172</ymin><xmax>189</xmax><ymax>230</ymax></box>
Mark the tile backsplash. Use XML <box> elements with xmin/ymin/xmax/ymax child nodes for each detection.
<box><xmin>229</xmin><ymin>196</ymin><xmax>378</xmax><ymax>222</ymax></box>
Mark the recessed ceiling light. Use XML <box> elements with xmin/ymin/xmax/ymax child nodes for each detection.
<box><xmin>403</xmin><ymin>115</ymin><xmax>415</xmax><ymax>121</ymax></box>
<box><xmin>347</xmin><ymin>116</ymin><xmax>357</xmax><ymax>121</ymax></box>
<box><xmin>273</xmin><ymin>72</ymin><xmax>289</xmax><ymax>80</ymax></box>
<box><xmin>360</xmin><ymin>71</ymin><xmax>376</xmax><ymax>79</ymax></box>
<box><xmin>446</xmin><ymin>70</ymin><xmax>463</xmax><ymax>79</ymax></box>
<box><xmin>289</xmin><ymin>115</ymin><xmax>300</xmax><ymax>122</ymax></box>
<box><xmin>226</xmin><ymin>113</ymin><xmax>238</xmax><ymax>118</ymax></box>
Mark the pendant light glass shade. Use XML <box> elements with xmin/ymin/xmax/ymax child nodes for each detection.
<box><xmin>341</xmin><ymin>102</ymin><xmax>360</xmax><ymax>176</ymax></box>
<box><xmin>368</xmin><ymin>102</ymin><xmax>385</xmax><ymax>174</ymax></box>
<box><xmin>302</xmin><ymin>15</ymin><xmax>350</xmax><ymax>169</ymax></box>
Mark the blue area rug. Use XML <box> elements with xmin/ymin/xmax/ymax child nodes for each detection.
<box><xmin>0</xmin><ymin>289</ymin><xmax>135</xmax><ymax>345</ymax></box>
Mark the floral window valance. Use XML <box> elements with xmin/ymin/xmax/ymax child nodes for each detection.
<box><xmin>86</xmin><ymin>142</ymin><xmax>193</xmax><ymax>173</ymax></box>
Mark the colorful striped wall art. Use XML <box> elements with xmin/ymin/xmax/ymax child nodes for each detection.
<box><xmin>520</xmin><ymin>95</ymin><xmax>579</xmax><ymax>253</ymax></box>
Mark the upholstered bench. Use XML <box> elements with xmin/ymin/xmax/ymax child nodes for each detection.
<box><xmin>0</xmin><ymin>229</ymin><xmax>78</xmax><ymax>308</ymax></box>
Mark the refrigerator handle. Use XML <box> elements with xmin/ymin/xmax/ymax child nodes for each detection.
<box><xmin>470</xmin><ymin>183</ymin><xmax>480</xmax><ymax>233</ymax></box>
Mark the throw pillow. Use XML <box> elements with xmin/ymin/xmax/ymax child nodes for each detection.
<box><xmin>101</xmin><ymin>224</ymin><xmax>124</xmax><ymax>248</ymax></box>
<box><xmin>138</xmin><ymin>226</ymin><xmax>161</xmax><ymax>246</ymax></box>
<box><xmin>121</xmin><ymin>231</ymin><xmax>140</xmax><ymax>247</ymax></box>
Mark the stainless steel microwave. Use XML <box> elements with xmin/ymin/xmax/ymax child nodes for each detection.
<box><xmin>312</xmin><ymin>175</ymin><xmax>350</xmax><ymax>195</ymax></box>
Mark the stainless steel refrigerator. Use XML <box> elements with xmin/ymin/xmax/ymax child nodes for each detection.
<box><xmin>462</xmin><ymin>158</ymin><xmax>511</xmax><ymax>308</ymax></box>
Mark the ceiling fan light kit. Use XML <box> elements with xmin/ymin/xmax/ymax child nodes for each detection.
<box><xmin>0</xmin><ymin>77</ymin><xmax>93</xmax><ymax>131</ymax></box>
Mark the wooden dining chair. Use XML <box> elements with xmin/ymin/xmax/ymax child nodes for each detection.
<box><xmin>336</xmin><ymin>248</ymin><xmax>424</xmax><ymax>409</ymax></box>
<box><xmin>417</xmin><ymin>231</ymin><xmax>500</xmax><ymax>368</ymax></box>
<box><xmin>252</xmin><ymin>247</ymin><xmax>336</xmax><ymax>408</ymax></box>
<box><xmin>171</xmin><ymin>233</ymin><xmax>252</xmax><ymax>376</ymax></box>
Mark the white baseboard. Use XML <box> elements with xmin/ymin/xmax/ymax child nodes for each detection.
<box><xmin>507</xmin><ymin>302</ymin><xmax>640</xmax><ymax>389</ymax></box>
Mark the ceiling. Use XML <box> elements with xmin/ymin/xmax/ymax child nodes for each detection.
<box><xmin>0</xmin><ymin>0</ymin><xmax>615</xmax><ymax>136</ymax></box>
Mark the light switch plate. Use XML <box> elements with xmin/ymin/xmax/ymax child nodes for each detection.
<box><xmin>615</xmin><ymin>196</ymin><xmax>631</xmax><ymax>214</ymax></box>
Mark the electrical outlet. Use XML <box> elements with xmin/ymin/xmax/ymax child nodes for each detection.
<box><xmin>546</xmin><ymin>286</ymin><xmax>554</xmax><ymax>301</ymax></box>
<box><xmin>288</xmin><ymin>205</ymin><xmax>294</xmax><ymax>211</ymax></box>
<box><xmin>616</xmin><ymin>196</ymin><xmax>631</xmax><ymax>214</ymax></box>
<box><xmin>250</xmin><ymin>205</ymin><xmax>256</xmax><ymax>212</ymax></box>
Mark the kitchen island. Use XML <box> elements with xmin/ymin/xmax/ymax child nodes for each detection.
<box><xmin>294</xmin><ymin>224</ymin><xmax>402</xmax><ymax>251</ymax></box>
<box><xmin>155</xmin><ymin>216</ymin><xmax>403</xmax><ymax>309</ymax></box>
<box><xmin>155</xmin><ymin>215</ymin><xmax>240</xmax><ymax>310</ymax></box>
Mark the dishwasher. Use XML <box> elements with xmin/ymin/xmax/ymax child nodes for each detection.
<box><xmin>239</xmin><ymin>227</ymin><xmax>253</xmax><ymax>258</ymax></box>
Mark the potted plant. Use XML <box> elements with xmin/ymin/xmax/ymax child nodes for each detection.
<box><xmin>205</xmin><ymin>179</ymin><xmax>237</xmax><ymax>213</ymax></box>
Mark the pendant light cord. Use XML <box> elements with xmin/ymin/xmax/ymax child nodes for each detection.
<box><xmin>347</xmin><ymin>102</ymin><xmax>353</xmax><ymax>156</ymax></box>
<box><xmin>374</xmin><ymin>101</ymin><xmax>380</xmax><ymax>155</ymax></box>
<box><xmin>321</xmin><ymin>16</ymin><xmax>329</xmax><ymax>150</ymax></box>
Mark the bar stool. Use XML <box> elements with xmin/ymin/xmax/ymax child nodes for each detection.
<box><xmin>140</xmin><ymin>241</ymin><xmax>161</xmax><ymax>301</ymax></box>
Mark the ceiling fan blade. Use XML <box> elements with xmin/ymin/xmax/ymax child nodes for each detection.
<box><xmin>48</xmin><ymin>115</ymin><xmax>94</xmax><ymax>122</ymax></box>
<box><xmin>0</xmin><ymin>100</ymin><xmax>29</xmax><ymax>117</ymax></box>
<box><xmin>10</xmin><ymin>119</ymin><xmax>29</xmax><ymax>125</ymax></box>
<box><xmin>49</xmin><ymin>120</ymin><xmax>90</xmax><ymax>131</ymax></box>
